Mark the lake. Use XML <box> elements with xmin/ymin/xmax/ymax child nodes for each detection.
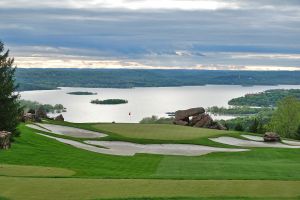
<box><xmin>20</xmin><ymin>85</ymin><xmax>300</xmax><ymax>123</ymax></box>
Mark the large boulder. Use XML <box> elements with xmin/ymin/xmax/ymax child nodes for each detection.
<box><xmin>264</xmin><ymin>132</ymin><xmax>281</xmax><ymax>142</ymax></box>
<box><xmin>191</xmin><ymin>114</ymin><xmax>213</xmax><ymax>127</ymax></box>
<box><xmin>175</xmin><ymin>107</ymin><xmax>205</xmax><ymax>120</ymax></box>
<box><xmin>22</xmin><ymin>113</ymin><xmax>34</xmax><ymax>122</ymax></box>
<box><xmin>54</xmin><ymin>114</ymin><xmax>64</xmax><ymax>121</ymax></box>
<box><xmin>0</xmin><ymin>131</ymin><xmax>12</xmax><ymax>150</ymax></box>
<box><xmin>173</xmin><ymin>107</ymin><xmax>226</xmax><ymax>130</ymax></box>
<box><xmin>173</xmin><ymin>119</ymin><xmax>189</xmax><ymax>126</ymax></box>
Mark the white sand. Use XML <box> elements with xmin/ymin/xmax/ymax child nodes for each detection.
<box><xmin>283</xmin><ymin>140</ymin><xmax>300</xmax><ymax>146</ymax></box>
<box><xmin>210</xmin><ymin>136</ymin><xmax>300</xmax><ymax>148</ymax></box>
<box><xmin>27</xmin><ymin>124</ymin><xmax>107</xmax><ymax>138</ymax></box>
<box><xmin>241</xmin><ymin>134</ymin><xmax>264</xmax><ymax>141</ymax></box>
<box><xmin>84</xmin><ymin>140</ymin><xmax>248</xmax><ymax>156</ymax></box>
<box><xmin>26</xmin><ymin>124</ymin><xmax>51</xmax><ymax>132</ymax></box>
<box><xmin>35</xmin><ymin>133</ymin><xmax>117</xmax><ymax>154</ymax></box>
<box><xmin>35</xmin><ymin>133</ymin><xmax>248</xmax><ymax>156</ymax></box>
<box><xmin>242</xmin><ymin>134</ymin><xmax>300</xmax><ymax>146</ymax></box>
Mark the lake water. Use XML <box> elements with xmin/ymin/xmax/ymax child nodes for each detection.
<box><xmin>20</xmin><ymin>85</ymin><xmax>300</xmax><ymax>123</ymax></box>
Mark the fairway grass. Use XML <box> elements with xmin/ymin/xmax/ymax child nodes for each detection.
<box><xmin>0</xmin><ymin>164</ymin><xmax>75</xmax><ymax>177</ymax></box>
<box><xmin>1</xmin><ymin>178</ymin><xmax>300</xmax><ymax>200</ymax></box>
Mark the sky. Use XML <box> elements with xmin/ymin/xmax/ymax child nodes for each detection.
<box><xmin>0</xmin><ymin>0</ymin><xmax>300</xmax><ymax>70</ymax></box>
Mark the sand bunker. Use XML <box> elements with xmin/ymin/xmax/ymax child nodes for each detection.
<box><xmin>35</xmin><ymin>132</ymin><xmax>248</xmax><ymax>156</ymax></box>
<box><xmin>26</xmin><ymin>124</ymin><xmax>51</xmax><ymax>132</ymax></box>
<box><xmin>84</xmin><ymin>140</ymin><xmax>248</xmax><ymax>156</ymax></box>
<box><xmin>242</xmin><ymin>134</ymin><xmax>300</xmax><ymax>146</ymax></box>
<box><xmin>210</xmin><ymin>136</ymin><xmax>300</xmax><ymax>148</ymax></box>
<box><xmin>27</xmin><ymin>124</ymin><xmax>107</xmax><ymax>138</ymax></box>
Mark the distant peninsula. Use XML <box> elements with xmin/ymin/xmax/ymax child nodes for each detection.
<box><xmin>67</xmin><ymin>91</ymin><xmax>97</xmax><ymax>95</ymax></box>
<box><xmin>91</xmin><ymin>99</ymin><xmax>128</xmax><ymax>105</ymax></box>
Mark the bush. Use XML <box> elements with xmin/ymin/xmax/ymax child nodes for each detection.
<box><xmin>234</xmin><ymin>123</ymin><xmax>244</xmax><ymax>131</ymax></box>
<box><xmin>268</xmin><ymin>96</ymin><xmax>300</xmax><ymax>139</ymax></box>
<box><xmin>140</xmin><ymin>116</ymin><xmax>174</xmax><ymax>124</ymax></box>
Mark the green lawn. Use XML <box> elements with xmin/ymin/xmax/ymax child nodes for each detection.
<box><xmin>92</xmin><ymin>123</ymin><xmax>229</xmax><ymax>141</ymax></box>
<box><xmin>1</xmin><ymin>178</ymin><xmax>300</xmax><ymax>200</ymax></box>
<box><xmin>1</xmin><ymin>122</ymin><xmax>300</xmax><ymax>200</ymax></box>
<box><xmin>0</xmin><ymin>164</ymin><xmax>74</xmax><ymax>177</ymax></box>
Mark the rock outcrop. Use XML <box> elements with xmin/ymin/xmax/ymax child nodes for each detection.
<box><xmin>22</xmin><ymin>113</ymin><xmax>42</xmax><ymax>122</ymax></box>
<box><xmin>173</xmin><ymin>107</ymin><xmax>226</xmax><ymax>130</ymax></box>
<box><xmin>174</xmin><ymin>107</ymin><xmax>205</xmax><ymax>126</ymax></box>
<box><xmin>264</xmin><ymin>132</ymin><xmax>281</xmax><ymax>142</ymax></box>
<box><xmin>0</xmin><ymin>131</ymin><xmax>12</xmax><ymax>150</ymax></box>
<box><xmin>54</xmin><ymin>114</ymin><xmax>64</xmax><ymax>121</ymax></box>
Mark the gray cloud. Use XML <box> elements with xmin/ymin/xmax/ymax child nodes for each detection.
<box><xmin>0</xmin><ymin>0</ymin><xmax>300</xmax><ymax>69</ymax></box>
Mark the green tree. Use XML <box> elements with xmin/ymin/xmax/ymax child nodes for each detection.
<box><xmin>269</xmin><ymin>96</ymin><xmax>300</xmax><ymax>139</ymax></box>
<box><xmin>257</xmin><ymin>122</ymin><xmax>266</xmax><ymax>135</ymax></box>
<box><xmin>297</xmin><ymin>125</ymin><xmax>300</xmax><ymax>138</ymax></box>
<box><xmin>0</xmin><ymin>41</ymin><xmax>22</xmax><ymax>136</ymax></box>
<box><xmin>249</xmin><ymin>118</ymin><xmax>259</xmax><ymax>133</ymax></box>
<box><xmin>234</xmin><ymin>123</ymin><xmax>244</xmax><ymax>131</ymax></box>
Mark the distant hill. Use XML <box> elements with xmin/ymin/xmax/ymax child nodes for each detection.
<box><xmin>16</xmin><ymin>68</ymin><xmax>300</xmax><ymax>91</ymax></box>
<box><xmin>229</xmin><ymin>89</ymin><xmax>300</xmax><ymax>107</ymax></box>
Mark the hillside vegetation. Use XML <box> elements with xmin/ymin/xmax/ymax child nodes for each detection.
<box><xmin>16</xmin><ymin>69</ymin><xmax>300</xmax><ymax>91</ymax></box>
<box><xmin>229</xmin><ymin>89</ymin><xmax>300</xmax><ymax>107</ymax></box>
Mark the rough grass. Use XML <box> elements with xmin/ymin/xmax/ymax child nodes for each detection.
<box><xmin>1</xmin><ymin>178</ymin><xmax>300</xmax><ymax>200</ymax></box>
<box><xmin>0</xmin><ymin>164</ymin><xmax>75</xmax><ymax>177</ymax></box>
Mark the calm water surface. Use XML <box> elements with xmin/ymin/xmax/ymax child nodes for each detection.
<box><xmin>20</xmin><ymin>85</ymin><xmax>300</xmax><ymax>123</ymax></box>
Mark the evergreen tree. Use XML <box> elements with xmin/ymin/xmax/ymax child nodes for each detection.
<box><xmin>0</xmin><ymin>41</ymin><xmax>22</xmax><ymax>136</ymax></box>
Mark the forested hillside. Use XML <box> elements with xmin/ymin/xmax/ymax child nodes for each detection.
<box><xmin>16</xmin><ymin>68</ymin><xmax>300</xmax><ymax>91</ymax></box>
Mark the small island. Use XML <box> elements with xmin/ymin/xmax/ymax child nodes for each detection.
<box><xmin>67</xmin><ymin>91</ymin><xmax>97</xmax><ymax>95</ymax></box>
<box><xmin>91</xmin><ymin>99</ymin><xmax>128</xmax><ymax>105</ymax></box>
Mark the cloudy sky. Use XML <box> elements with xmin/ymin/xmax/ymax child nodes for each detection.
<box><xmin>1</xmin><ymin>0</ymin><xmax>300</xmax><ymax>70</ymax></box>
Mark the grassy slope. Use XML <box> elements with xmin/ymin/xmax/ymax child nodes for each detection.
<box><xmin>1</xmin><ymin>123</ymin><xmax>300</xmax><ymax>180</ymax></box>
<box><xmin>1</xmin><ymin>123</ymin><xmax>300</xmax><ymax>199</ymax></box>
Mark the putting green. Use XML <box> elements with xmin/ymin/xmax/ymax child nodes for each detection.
<box><xmin>1</xmin><ymin>178</ymin><xmax>300</xmax><ymax>200</ymax></box>
<box><xmin>93</xmin><ymin>123</ymin><xmax>229</xmax><ymax>141</ymax></box>
<box><xmin>0</xmin><ymin>164</ymin><xmax>75</xmax><ymax>177</ymax></box>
